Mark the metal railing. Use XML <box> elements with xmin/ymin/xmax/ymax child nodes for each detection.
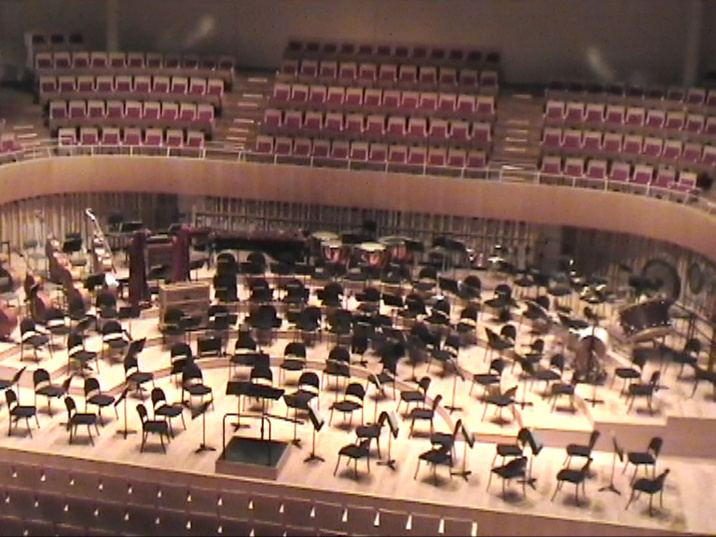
<box><xmin>1</xmin><ymin>139</ymin><xmax>716</xmax><ymax>216</ymax></box>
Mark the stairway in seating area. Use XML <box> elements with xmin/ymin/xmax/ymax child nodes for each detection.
<box><xmin>213</xmin><ymin>70</ymin><xmax>274</xmax><ymax>152</ymax></box>
<box><xmin>490</xmin><ymin>91</ymin><xmax>545</xmax><ymax>173</ymax></box>
<box><xmin>0</xmin><ymin>84</ymin><xmax>51</xmax><ymax>150</ymax></box>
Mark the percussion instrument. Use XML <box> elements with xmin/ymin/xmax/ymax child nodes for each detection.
<box><xmin>321</xmin><ymin>239</ymin><xmax>347</xmax><ymax>265</ymax></box>
<box><xmin>311</xmin><ymin>230</ymin><xmax>339</xmax><ymax>243</ymax></box>
<box><xmin>379</xmin><ymin>236</ymin><xmax>412</xmax><ymax>264</ymax></box>
<box><xmin>358</xmin><ymin>242</ymin><xmax>387</xmax><ymax>268</ymax></box>
<box><xmin>618</xmin><ymin>298</ymin><xmax>673</xmax><ymax>343</ymax></box>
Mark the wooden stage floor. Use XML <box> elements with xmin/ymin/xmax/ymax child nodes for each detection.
<box><xmin>0</xmin><ymin>259</ymin><xmax>714</xmax><ymax>536</ymax></box>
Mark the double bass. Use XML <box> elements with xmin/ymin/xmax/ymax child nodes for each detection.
<box><xmin>45</xmin><ymin>234</ymin><xmax>91</xmax><ymax>316</ymax></box>
<box><xmin>0</xmin><ymin>258</ymin><xmax>20</xmax><ymax>339</ymax></box>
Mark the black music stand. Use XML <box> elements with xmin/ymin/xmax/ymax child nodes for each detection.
<box><xmin>582</xmin><ymin>325</ymin><xmax>605</xmax><ymax>408</ymax></box>
<box><xmin>445</xmin><ymin>358</ymin><xmax>465</xmax><ymax>414</ymax></box>
<box><xmin>516</xmin><ymin>357</ymin><xmax>534</xmax><ymax>410</ymax></box>
<box><xmin>450</xmin><ymin>420</ymin><xmax>475</xmax><ymax>481</ymax></box>
<box><xmin>599</xmin><ymin>433</ymin><xmax>624</xmax><ymax>495</ymax></box>
<box><xmin>191</xmin><ymin>399</ymin><xmax>216</xmax><ymax>454</ymax></box>
<box><xmin>114</xmin><ymin>385</ymin><xmax>135</xmax><ymax>438</ymax></box>
<box><xmin>376</xmin><ymin>411</ymin><xmax>399</xmax><ymax>470</ymax></box>
<box><xmin>304</xmin><ymin>399</ymin><xmax>325</xmax><ymax>464</ymax></box>
<box><xmin>523</xmin><ymin>429</ymin><xmax>543</xmax><ymax>489</ymax></box>
<box><xmin>225</xmin><ymin>380</ymin><xmax>251</xmax><ymax>432</ymax></box>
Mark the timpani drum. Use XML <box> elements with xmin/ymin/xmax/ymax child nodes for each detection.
<box><xmin>321</xmin><ymin>239</ymin><xmax>347</xmax><ymax>264</ymax></box>
<box><xmin>310</xmin><ymin>230</ymin><xmax>339</xmax><ymax>261</ymax></box>
<box><xmin>358</xmin><ymin>242</ymin><xmax>387</xmax><ymax>268</ymax></box>
<box><xmin>379</xmin><ymin>236</ymin><xmax>412</xmax><ymax>264</ymax></box>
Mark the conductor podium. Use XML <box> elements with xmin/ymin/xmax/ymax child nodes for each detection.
<box><xmin>216</xmin><ymin>382</ymin><xmax>293</xmax><ymax>480</ymax></box>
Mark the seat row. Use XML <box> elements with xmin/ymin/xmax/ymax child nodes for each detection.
<box><xmin>542</xmin><ymin>127</ymin><xmax>715</xmax><ymax>171</ymax></box>
<box><xmin>544</xmin><ymin>100</ymin><xmax>716</xmax><ymax>138</ymax></box>
<box><xmin>48</xmin><ymin>99</ymin><xmax>215</xmax><ymax>134</ymax></box>
<box><xmin>35</xmin><ymin>50</ymin><xmax>235</xmax><ymax>74</ymax></box>
<box><xmin>271</xmin><ymin>83</ymin><xmax>496</xmax><ymax>118</ymax></box>
<box><xmin>278</xmin><ymin>58</ymin><xmax>498</xmax><ymax>92</ymax></box>
<box><xmin>38</xmin><ymin>74</ymin><xmax>225</xmax><ymax>106</ymax></box>
<box><xmin>262</xmin><ymin>108</ymin><xmax>493</xmax><ymax>147</ymax></box>
<box><xmin>57</xmin><ymin>126</ymin><xmax>206</xmax><ymax>149</ymax></box>
<box><xmin>0</xmin><ymin>132</ymin><xmax>22</xmax><ymax>154</ymax></box>
<box><xmin>546</xmin><ymin>82</ymin><xmax>716</xmax><ymax>112</ymax></box>
<box><xmin>253</xmin><ymin>134</ymin><xmax>489</xmax><ymax>169</ymax></box>
<box><xmin>284</xmin><ymin>38</ymin><xmax>499</xmax><ymax>70</ymax></box>
<box><xmin>540</xmin><ymin>155</ymin><xmax>699</xmax><ymax>194</ymax></box>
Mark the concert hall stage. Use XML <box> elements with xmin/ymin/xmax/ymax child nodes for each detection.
<box><xmin>0</xmin><ymin>261</ymin><xmax>713</xmax><ymax>536</ymax></box>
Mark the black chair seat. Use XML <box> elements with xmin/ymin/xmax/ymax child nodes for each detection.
<box><xmin>339</xmin><ymin>443</ymin><xmax>367</xmax><ymax>458</ymax></box>
<box><xmin>485</xmin><ymin>394</ymin><xmax>513</xmax><ymax>407</ymax></box>
<box><xmin>144</xmin><ymin>420</ymin><xmax>169</xmax><ymax>435</ymax></box>
<box><xmin>73</xmin><ymin>350</ymin><xmax>98</xmax><ymax>363</ymax></box>
<box><xmin>332</xmin><ymin>400</ymin><xmax>361</xmax><ymax>413</ymax></box>
<box><xmin>356</xmin><ymin>423</ymin><xmax>380</xmax><ymax>439</ymax></box>
<box><xmin>280</xmin><ymin>360</ymin><xmax>305</xmax><ymax>372</ymax></box>
<box><xmin>552</xmin><ymin>384</ymin><xmax>574</xmax><ymax>396</ymax></box>
<box><xmin>128</xmin><ymin>372</ymin><xmax>153</xmax><ymax>385</ymax></box>
<box><xmin>70</xmin><ymin>412</ymin><xmax>97</xmax><ymax>426</ymax></box>
<box><xmin>566</xmin><ymin>444</ymin><xmax>591</xmax><ymax>457</ymax></box>
<box><xmin>26</xmin><ymin>334</ymin><xmax>50</xmax><ymax>347</ymax></box>
<box><xmin>473</xmin><ymin>373</ymin><xmax>499</xmax><ymax>386</ymax></box>
<box><xmin>37</xmin><ymin>386</ymin><xmax>64</xmax><ymax>398</ymax></box>
<box><xmin>401</xmin><ymin>391</ymin><xmax>426</xmax><ymax>403</ymax></box>
<box><xmin>284</xmin><ymin>391</ymin><xmax>315</xmax><ymax>410</ymax></box>
<box><xmin>419</xmin><ymin>445</ymin><xmax>452</xmax><ymax>465</ymax></box>
<box><xmin>107</xmin><ymin>339</ymin><xmax>129</xmax><ymax>349</ymax></box>
<box><xmin>533</xmin><ymin>370</ymin><xmax>561</xmax><ymax>383</ymax></box>
<box><xmin>11</xmin><ymin>406</ymin><xmax>36</xmax><ymax>419</ymax></box>
<box><xmin>155</xmin><ymin>404</ymin><xmax>183</xmax><ymax>419</ymax></box>
<box><xmin>409</xmin><ymin>407</ymin><xmax>434</xmax><ymax>420</ymax></box>
<box><xmin>496</xmin><ymin>444</ymin><xmax>523</xmax><ymax>458</ymax></box>
<box><xmin>629</xmin><ymin>384</ymin><xmax>654</xmax><ymax>397</ymax></box>
<box><xmin>185</xmin><ymin>384</ymin><xmax>212</xmax><ymax>397</ymax></box>
<box><xmin>615</xmin><ymin>367</ymin><xmax>641</xmax><ymax>379</ymax></box>
<box><xmin>491</xmin><ymin>457</ymin><xmax>527</xmax><ymax>480</ymax></box>
<box><xmin>88</xmin><ymin>394</ymin><xmax>114</xmax><ymax>407</ymax></box>
<box><xmin>672</xmin><ymin>351</ymin><xmax>697</xmax><ymax>365</ymax></box>
<box><xmin>628</xmin><ymin>453</ymin><xmax>655</xmax><ymax>466</ymax></box>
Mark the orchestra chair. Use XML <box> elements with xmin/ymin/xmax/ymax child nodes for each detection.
<box><xmin>623</xmin><ymin>436</ymin><xmax>663</xmax><ymax>483</ymax></box>
<box><xmin>123</xmin><ymin>344</ymin><xmax>154</xmax><ymax>398</ymax></box>
<box><xmin>83</xmin><ymin>377</ymin><xmax>117</xmax><ymax>425</ymax></box>
<box><xmin>481</xmin><ymin>385</ymin><xmax>518</xmax><ymax>423</ymax></box>
<box><xmin>20</xmin><ymin>318</ymin><xmax>50</xmax><ymax>362</ymax></box>
<box><xmin>669</xmin><ymin>337</ymin><xmax>701</xmax><ymax>379</ymax></box>
<box><xmin>612</xmin><ymin>348</ymin><xmax>647</xmax><ymax>395</ymax></box>
<box><xmin>64</xmin><ymin>395</ymin><xmax>99</xmax><ymax>445</ymax></box>
<box><xmin>455</xmin><ymin>303</ymin><xmax>480</xmax><ymax>346</ymax></box>
<box><xmin>551</xmin><ymin>458</ymin><xmax>592</xmax><ymax>506</ymax></box>
<box><xmin>529</xmin><ymin>352</ymin><xmax>565</xmax><ymax>396</ymax></box>
<box><xmin>0</xmin><ymin>366</ymin><xmax>26</xmax><ymax>396</ymax></box>
<box><xmin>429</xmin><ymin>418</ymin><xmax>463</xmax><ymax>462</ymax></box>
<box><xmin>136</xmin><ymin>403</ymin><xmax>170</xmax><ymax>453</ymax></box>
<box><xmin>624</xmin><ymin>370</ymin><xmax>661</xmax><ymax>414</ymax></box>
<box><xmin>355</xmin><ymin>410</ymin><xmax>388</xmax><ymax>458</ymax></box>
<box><xmin>564</xmin><ymin>430</ymin><xmax>601</xmax><ymax>467</ymax></box>
<box><xmin>492</xmin><ymin>427</ymin><xmax>530</xmax><ymax>467</ymax></box>
<box><xmin>408</xmin><ymin>393</ymin><xmax>443</xmax><ymax>437</ymax></box>
<box><xmin>169</xmin><ymin>342</ymin><xmax>193</xmax><ymax>384</ymax></box>
<box><xmin>67</xmin><ymin>330</ymin><xmax>99</xmax><ymax>374</ymax></box>
<box><xmin>5</xmin><ymin>388</ymin><xmax>40</xmax><ymax>437</ymax></box>
<box><xmin>470</xmin><ymin>358</ymin><xmax>506</xmax><ymax>400</ymax></box>
<box><xmin>350</xmin><ymin>331</ymin><xmax>369</xmax><ymax>367</ymax></box>
<box><xmin>322</xmin><ymin>345</ymin><xmax>352</xmax><ymax>393</ymax></box>
<box><xmin>151</xmin><ymin>387</ymin><xmax>186</xmax><ymax>437</ymax></box>
<box><xmin>329</xmin><ymin>382</ymin><xmax>365</xmax><ymax>427</ymax></box>
<box><xmin>182</xmin><ymin>361</ymin><xmax>214</xmax><ymax>409</ymax></box>
<box><xmin>550</xmin><ymin>370</ymin><xmax>581</xmax><ymax>412</ymax></box>
<box><xmin>414</xmin><ymin>443</ymin><xmax>453</xmax><ymax>485</ymax></box>
<box><xmin>483</xmin><ymin>326</ymin><xmax>514</xmax><ymax>364</ymax></box>
<box><xmin>45</xmin><ymin>306</ymin><xmax>71</xmax><ymax>350</ymax></box>
<box><xmin>279</xmin><ymin>341</ymin><xmax>307</xmax><ymax>384</ymax></box>
<box><xmin>101</xmin><ymin>320</ymin><xmax>130</xmax><ymax>362</ymax></box>
<box><xmin>161</xmin><ymin>307</ymin><xmax>188</xmax><ymax>345</ymax></box>
<box><xmin>397</xmin><ymin>376</ymin><xmax>431</xmax><ymax>414</ymax></box>
<box><xmin>690</xmin><ymin>363</ymin><xmax>716</xmax><ymax>401</ymax></box>
<box><xmin>283</xmin><ymin>371</ymin><xmax>320</xmax><ymax>445</ymax></box>
<box><xmin>230</xmin><ymin>330</ymin><xmax>258</xmax><ymax>379</ymax></box>
<box><xmin>33</xmin><ymin>369</ymin><xmax>71</xmax><ymax>416</ymax></box>
<box><xmin>625</xmin><ymin>468</ymin><xmax>670</xmax><ymax>517</ymax></box>
<box><xmin>487</xmin><ymin>456</ymin><xmax>528</xmax><ymax>497</ymax></box>
<box><xmin>334</xmin><ymin>437</ymin><xmax>372</xmax><ymax>480</ymax></box>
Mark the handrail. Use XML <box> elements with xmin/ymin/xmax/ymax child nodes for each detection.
<box><xmin>1</xmin><ymin>138</ymin><xmax>716</xmax><ymax>217</ymax></box>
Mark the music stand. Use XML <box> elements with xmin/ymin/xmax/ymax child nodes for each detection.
<box><xmin>191</xmin><ymin>399</ymin><xmax>216</xmax><ymax>454</ymax></box>
<box><xmin>450</xmin><ymin>420</ymin><xmax>475</xmax><ymax>481</ymax></box>
<box><xmin>377</xmin><ymin>411</ymin><xmax>399</xmax><ymax>470</ymax></box>
<box><xmin>523</xmin><ymin>429</ymin><xmax>543</xmax><ymax>489</ymax></box>
<box><xmin>516</xmin><ymin>355</ymin><xmax>534</xmax><ymax>410</ymax></box>
<box><xmin>599</xmin><ymin>433</ymin><xmax>623</xmax><ymax>495</ymax></box>
<box><xmin>304</xmin><ymin>399</ymin><xmax>325</xmax><ymax>464</ymax></box>
<box><xmin>114</xmin><ymin>385</ymin><xmax>136</xmax><ymax>438</ymax></box>
<box><xmin>225</xmin><ymin>381</ymin><xmax>251</xmax><ymax>431</ymax></box>
<box><xmin>445</xmin><ymin>358</ymin><xmax>465</xmax><ymax>414</ymax></box>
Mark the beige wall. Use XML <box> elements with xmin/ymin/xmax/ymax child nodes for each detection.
<box><xmin>0</xmin><ymin>156</ymin><xmax>713</xmax><ymax>262</ymax></box>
